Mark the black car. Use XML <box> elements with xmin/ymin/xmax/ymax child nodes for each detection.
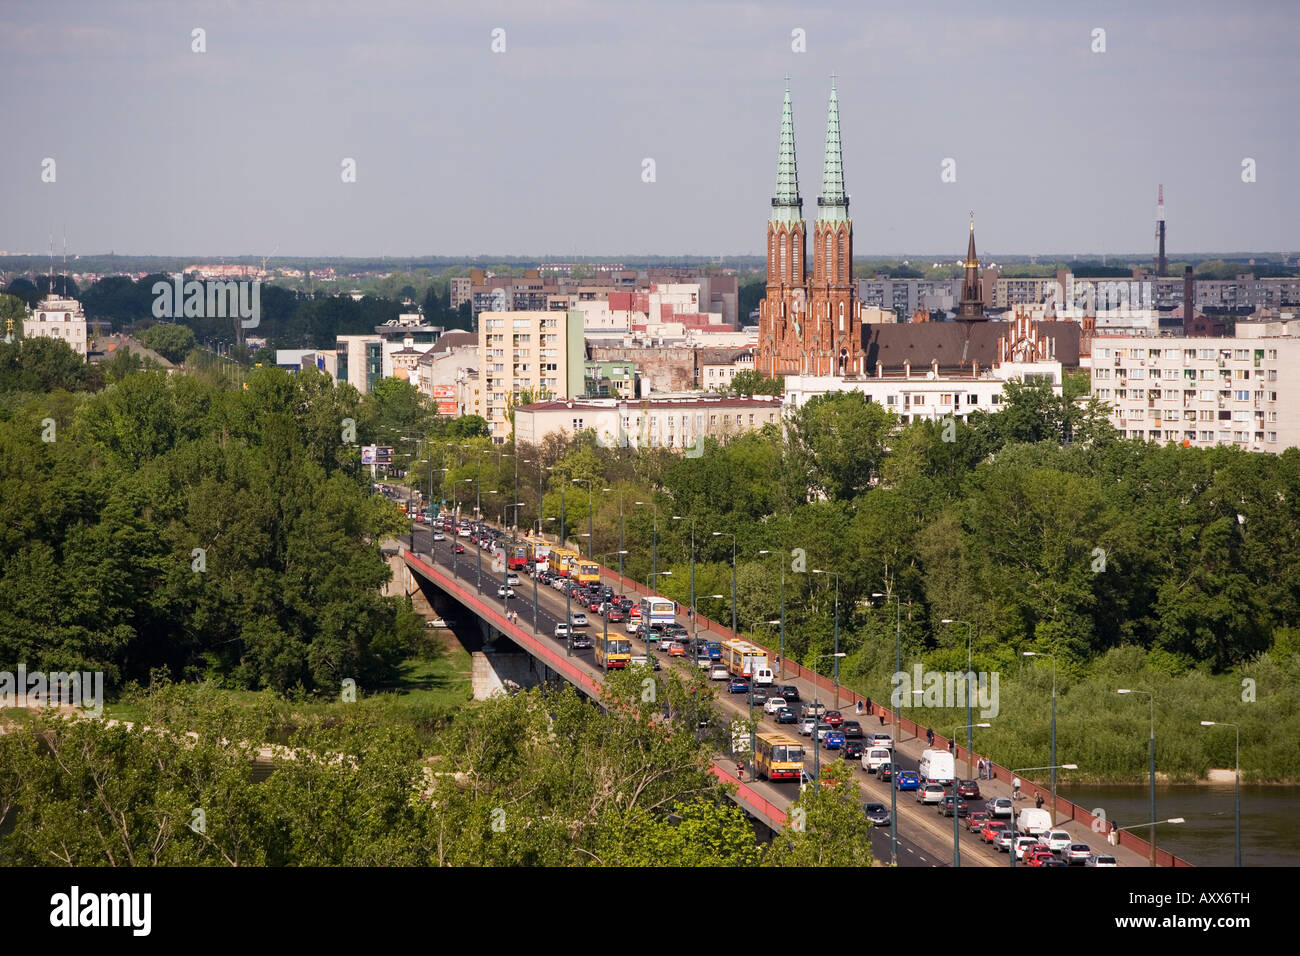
<box><xmin>775</xmin><ymin>707</ymin><xmax>798</xmax><ymax>725</ymax></box>
<box><xmin>778</xmin><ymin>685</ymin><xmax>801</xmax><ymax>703</ymax></box>
<box><xmin>877</xmin><ymin>762</ymin><xmax>896</xmax><ymax>783</ymax></box>
<box><xmin>842</xmin><ymin>740</ymin><xmax>866</xmax><ymax>761</ymax></box>
<box><xmin>571</xmin><ymin>633</ymin><xmax>593</xmax><ymax>650</ymax></box>
<box><xmin>750</xmin><ymin>689</ymin><xmax>771</xmax><ymax>707</ymax></box>
<box><xmin>863</xmin><ymin>802</ymin><xmax>891</xmax><ymax>827</ymax></box>
<box><xmin>940</xmin><ymin>795</ymin><xmax>969</xmax><ymax>817</ymax></box>
<box><xmin>841</xmin><ymin>720</ymin><xmax>864</xmax><ymax>739</ymax></box>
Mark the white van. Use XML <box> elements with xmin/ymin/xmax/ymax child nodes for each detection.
<box><xmin>863</xmin><ymin>748</ymin><xmax>892</xmax><ymax>774</ymax></box>
<box><xmin>1017</xmin><ymin>807</ymin><xmax>1052</xmax><ymax>836</ymax></box>
<box><xmin>918</xmin><ymin>749</ymin><xmax>955</xmax><ymax>785</ymax></box>
<box><xmin>752</xmin><ymin>666</ymin><xmax>774</xmax><ymax>687</ymax></box>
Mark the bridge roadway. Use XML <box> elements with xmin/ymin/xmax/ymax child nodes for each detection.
<box><xmin>402</xmin><ymin>525</ymin><xmax>1018</xmax><ymax>868</ymax></box>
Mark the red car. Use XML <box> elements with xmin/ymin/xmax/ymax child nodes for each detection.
<box><xmin>1025</xmin><ymin>849</ymin><xmax>1057</xmax><ymax>868</ymax></box>
<box><xmin>607</xmin><ymin>608</ymin><xmax>625</xmax><ymax>623</ymax></box>
<box><xmin>957</xmin><ymin>780</ymin><xmax>982</xmax><ymax>799</ymax></box>
<box><xmin>981</xmin><ymin>821</ymin><xmax>1008</xmax><ymax>844</ymax></box>
<box><xmin>454</xmin><ymin>544</ymin><xmax>466</xmax><ymax>554</ymax></box>
<box><xmin>967</xmin><ymin>810</ymin><xmax>990</xmax><ymax>833</ymax></box>
<box><xmin>823</xmin><ymin>711</ymin><xmax>844</xmax><ymax>727</ymax></box>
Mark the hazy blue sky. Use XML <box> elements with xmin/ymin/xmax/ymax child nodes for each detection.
<box><xmin>2</xmin><ymin>0</ymin><xmax>1296</xmax><ymax>259</ymax></box>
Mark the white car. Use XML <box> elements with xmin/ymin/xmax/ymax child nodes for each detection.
<box><xmin>1014</xmin><ymin>836</ymin><xmax>1041</xmax><ymax>860</ymax></box>
<box><xmin>569</xmin><ymin>612</ymin><xmax>588</xmax><ymax>627</ymax></box>
<box><xmin>863</xmin><ymin>748</ymin><xmax>892</xmax><ymax>773</ymax></box>
<box><xmin>432</xmin><ymin>531</ymin><xmax>445</xmax><ymax>542</ymax></box>
<box><xmin>799</xmin><ymin>717</ymin><xmax>817</xmax><ymax>737</ymax></box>
<box><xmin>497</xmin><ymin>586</ymin><xmax>515</xmax><ymax>599</ymax></box>
<box><xmin>1064</xmin><ymin>843</ymin><xmax>1093</xmax><ymax>865</ymax></box>
<box><xmin>1086</xmin><ymin>854</ymin><xmax>1118</xmax><ymax>867</ymax></box>
<box><xmin>764</xmin><ymin>696</ymin><xmax>789</xmax><ymax>715</ymax></box>
<box><xmin>918</xmin><ymin>783</ymin><xmax>946</xmax><ymax>805</ymax></box>
<box><xmin>868</xmin><ymin>733</ymin><xmax>894</xmax><ymax>750</ymax></box>
<box><xmin>1041</xmin><ymin>829</ymin><xmax>1073</xmax><ymax>854</ymax></box>
<box><xmin>458</xmin><ymin>527</ymin><xmax>471</xmax><ymax>538</ymax></box>
<box><xmin>554</xmin><ymin>623</ymin><xmax>570</xmax><ymax>639</ymax></box>
<box><xmin>625</xmin><ymin>618</ymin><xmax>642</xmax><ymax>634</ymax></box>
<box><xmin>506</xmin><ymin>573</ymin><xmax>520</xmax><ymax>586</ymax></box>
<box><xmin>710</xmin><ymin>665</ymin><xmax>730</xmax><ymax>681</ymax></box>
<box><xmin>424</xmin><ymin>617</ymin><xmax>448</xmax><ymax>629</ymax></box>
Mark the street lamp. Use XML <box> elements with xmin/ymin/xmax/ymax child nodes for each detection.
<box><xmin>606</xmin><ymin>488</ymin><xmax>622</xmax><ymax>580</ymax></box>
<box><xmin>952</xmin><ymin>721</ymin><xmax>992</xmax><ymax>868</ymax></box>
<box><xmin>712</xmin><ymin>531</ymin><xmax>737</xmax><ymax>638</ymax></box>
<box><xmin>572</xmin><ymin>478</ymin><xmax>593</xmax><ymax>558</ymax></box>
<box><xmin>812</xmin><ymin>570</ymin><xmax>841</xmax><ymax>708</ymax></box>
<box><xmin>758</xmin><ymin>551</ymin><xmax>787</xmax><ymax>679</ymax></box>
<box><xmin>1200</xmin><ymin>720</ymin><xmax>1241</xmax><ymax>867</ymax></box>
<box><xmin>1118</xmin><ymin>688</ymin><xmax>1157</xmax><ymax>867</ymax></box>
<box><xmin>810</xmin><ymin>652</ymin><xmax>847</xmax><ymax>792</ymax></box>
<box><xmin>941</xmin><ymin>619</ymin><xmax>975</xmax><ymax>779</ymax></box>
<box><xmin>1023</xmin><ymin>650</ymin><xmax>1058</xmax><ymax>825</ymax></box>
<box><xmin>635</xmin><ymin>500</ymin><xmax>657</xmax><ymax>593</ymax></box>
<box><xmin>673</xmin><ymin>516</ymin><xmax>696</xmax><ymax>639</ymax></box>
<box><xmin>874</xmin><ymin>588</ymin><xmax>904</xmax><ymax>867</ymax></box>
<box><xmin>1008</xmin><ymin>764</ymin><xmax>1078</xmax><ymax>868</ymax></box>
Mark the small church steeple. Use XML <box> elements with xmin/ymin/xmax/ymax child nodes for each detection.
<box><xmin>957</xmin><ymin>212</ymin><xmax>985</xmax><ymax>320</ymax></box>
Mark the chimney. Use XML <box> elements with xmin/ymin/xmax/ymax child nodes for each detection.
<box><xmin>904</xmin><ymin>360</ymin><xmax>911</xmax><ymax>380</ymax></box>
<box><xmin>1184</xmin><ymin>266</ymin><xmax>1195</xmax><ymax>328</ymax></box>
<box><xmin>876</xmin><ymin>361</ymin><xmax>883</xmax><ymax>378</ymax></box>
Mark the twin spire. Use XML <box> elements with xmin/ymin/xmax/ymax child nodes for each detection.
<box><xmin>771</xmin><ymin>77</ymin><xmax>848</xmax><ymax>224</ymax></box>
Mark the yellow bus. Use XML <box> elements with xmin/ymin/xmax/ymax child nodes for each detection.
<box><xmin>548</xmin><ymin>547</ymin><xmax>580</xmax><ymax>577</ymax></box>
<box><xmin>754</xmin><ymin>732</ymin><xmax>805</xmax><ymax>781</ymax></box>
<box><xmin>574</xmin><ymin>561</ymin><xmax>601</xmax><ymax>585</ymax></box>
<box><xmin>593</xmin><ymin>633</ymin><xmax>633</xmax><ymax>669</ymax></box>
<box><xmin>722</xmin><ymin>639</ymin><xmax>768</xmax><ymax>680</ymax></box>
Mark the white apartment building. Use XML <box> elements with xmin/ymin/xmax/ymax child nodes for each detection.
<box><xmin>514</xmin><ymin>395</ymin><xmax>783</xmax><ymax>450</ymax></box>
<box><xmin>1092</xmin><ymin>337</ymin><xmax>1300</xmax><ymax>451</ymax></box>
<box><xmin>23</xmin><ymin>295</ymin><xmax>88</xmax><ymax>357</ymax></box>
<box><xmin>476</xmin><ymin>310</ymin><xmax>586</xmax><ymax>443</ymax></box>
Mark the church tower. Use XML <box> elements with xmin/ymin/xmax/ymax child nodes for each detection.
<box><xmin>957</xmin><ymin>215</ymin><xmax>986</xmax><ymax>319</ymax></box>
<box><xmin>809</xmin><ymin>79</ymin><xmax>860</xmax><ymax>375</ymax></box>
<box><xmin>758</xmin><ymin>80</ymin><xmax>806</xmax><ymax>377</ymax></box>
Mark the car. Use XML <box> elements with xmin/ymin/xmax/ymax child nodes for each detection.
<box><xmin>710</xmin><ymin>665</ymin><xmax>730</xmax><ymax>681</ymax></box>
<box><xmin>956</xmin><ymin>780</ymin><xmax>981</xmax><ymax>799</ymax></box>
<box><xmin>842</xmin><ymin>740</ymin><xmax>865</xmax><ymax>761</ymax></box>
<box><xmin>1036</xmin><ymin>857</ymin><xmax>1068</xmax><ymax>867</ymax></box>
<box><xmin>800</xmin><ymin>701</ymin><xmax>827</xmax><ymax>720</ymax></box>
<box><xmin>432</xmin><ymin>531</ymin><xmax>445</xmax><ymax>542</ymax></box>
<box><xmin>749</xmin><ymin>689</ymin><xmax>771</xmax><ymax>707</ymax></box>
<box><xmin>799</xmin><ymin>718</ymin><xmax>817</xmax><ymax>737</ymax></box>
<box><xmin>425</xmin><ymin>617</ymin><xmax>449</xmax><ymax>629</ymax></box>
<box><xmin>918</xmin><ymin>783</ymin><xmax>946</xmax><ymax>805</ymax></box>
<box><xmin>458</xmin><ymin>527</ymin><xmax>471</xmax><ymax>537</ymax></box>
<box><xmin>764</xmin><ymin>696</ymin><xmax>790</xmax><ymax>715</ymax></box>
<box><xmin>1064</xmin><ymin>843</ymin><xmax>1093</xmax><ymax>865</ymax></box>
<box><xmin>940</xmin><ymin>795</ymin><xmax>969</xmax><ymax>817</ymax></box>
<box><xmin>606</xmin><ymin>608</ymin><xmax>625</xmax><ymax>623</ymax></box>
<box><xmin>571</xmin><ymin>633</ymin><xmax>592</xmax><ymax>650</ymax></box>
<box><xmin>587</xmin><ymin>598</ymin><xmax>603</xmax><ymax>612</ymax></box>
<box><xmin>967</xmin><ymin>810</ymin><xmax>990</xmax><ymax>833</ymax></box>
<box><xmin>496</xmin><ymin>586</ymin><xmax>515</xmax><ymax>599</ymax></box>
<box><xmin>822</xmin><ymin>731</ymin><xmax>845</xmax><ymax>750</ymax></box>
<box><xmin>863</xmin><ymin>803</ymin><xmax>891</xmax><ymax>827</ymax></box>
<box><xmin>876</xmin><ymin>761</ymin><xmax>895</xmax><ymax>782</ymax></box>
<box><xmin>823</xmin><ymin>710</ymin><xmax>844</xmax><ymax>727</ymax></box>
<box><xmin>986</xmin><ymin>797</ymin><xmax>1014</xmax><ymax>819</ymax></box>
<box><xmin>778</xmin><ymin>685</ymin><xmax>802</xmax><ymax>703</ymax></box>
<box><xmin>554</xmin><ymin>623</ymin><xmax>570</xmax><ymax>639</ymax></box>
<box><xmin>840</xmin><ymin>720</ymin><xmax>864</xmax><ymax>739</ymax></box>
<box><xmin>775</xmin><ymin>707</ymin><xmax>798</xmax><ymax>725</ymax></box>
<box><xmin>1025</xmin><ymin>849</ymin><xmax>1058</xmax><ymax>868</ymax></box>
<box><xmin>729</xmin><ymin>678</ymin><xmax>750</xmax><ymax>695</ymax></box>
<box><xmin>1014</xmin><ymin>836</ymin><xmax>1041</xmax><ymax>859</ymax></box>
<box><xmin>453</xmin><ymin>544</ymin><xmax>466</xmax><ymax>554</ymax></box>
<box><xmin>666</xmin><ymin>641</ymin><xmax>687</xmax><ymax>658</ymax></box>
<box><xmin>868</xmin><ymin>733</ymin><xmax>894</xmax><ymax>751</ymax></box>
<box><xmin>981</xmin><ymin>820</ymin><xmax>1009</xmax><ymax>844</ymax></box>
<box><xmin>1085</xmin><ymin>854</ymin><xmax>1118</xmax><ymax>868</ymax></box>
<box><xmin>995</xmin><ymin>829</ymin><xmax>1021</xmax><ymax>853</ymax></box>
<box><xmin>1041</xmin><ymin>830</ymin><xmax>1073</xmax><ymax>854</ymax></box>
<box><xmin>896</xmin><ymin>771</ymin><xmax>920</xmax><ymax>791</ymax></box>
<box><xmin>814</xmin><ymin>723</ymin><xmax>835</xmax><ymax>741</ymax></box>
<box><xmin>628</xmin><ymin>653</ymin><xmax>662</xmax><ymax>671</ymax></box>
<box><xmin>506</xmin><ymin>573</ymin><xmax>520</xmax><ymax>586</ymax></box>
<box><xmin>864</xmin><ymin>748</ymin><xmax>892</xmax><ymax>774</ymax></box>
<box><xmin>569</xmin><ymin>612</ymin><xmax>588</xmax><ymax>628</ymax></box>
<box><xmin>662</xmin><ymin>624</ymin><xmax>688</xmax><ymax>640</ymax></box>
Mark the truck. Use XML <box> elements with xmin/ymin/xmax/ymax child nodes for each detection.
<box><xmin>918</xmin><ymin>749</ymin><xmax>956</xmax><ymax>786</ymax></box>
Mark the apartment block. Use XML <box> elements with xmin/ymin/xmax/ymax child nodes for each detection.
<box><xmin>23</xmin><ymin>295</ymin><xmax>88</xmax><ymax>357</ymax></box>
<box><xmin>513</xmin><ymin>395</ymin><xmax>783</xmax><ymax>450</ymax></box>
<box><xmin>476</xmin><ymin>310</ymin><xmax>585</xmax><ymax>443</ymax></box>
<box><xmin>1092</xmin><ymin>336</ymin><xmax>1300</xmax><ymax>451</ymax></box>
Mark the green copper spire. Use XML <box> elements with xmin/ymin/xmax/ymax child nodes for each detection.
<box><xmin>816</xmin><ymin>77</ymin><xmax>848</xmax><ymax>222</ymax></box>
<box><xmin>771</xmin><ymin>78</ymin><xmax>802</xmax><ymax>224</ymax></box>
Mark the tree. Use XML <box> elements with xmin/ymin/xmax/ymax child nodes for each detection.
<box><xmin>786</xmin><ymin>391</ymin><xmax>895</xmax><ymax>502</ymax></box>
<box><xmin>728</xmin><ymin>369</ymin><xmax>783</xmax><ymax>397</ymax></box>
<box><xmin>764</xmin><ymin>769</ymin><xmax>875</xmax><ymax>867</ymax></box>
<box><xmin>140</xmin><ymin>323</ymin><xmax>196</xmax><ymax>363</ymax></box>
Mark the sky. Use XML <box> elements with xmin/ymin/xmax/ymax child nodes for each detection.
<box><xmin>1</xmin><ymin>0</ymin><xmax>1297</xmax><ymax>260</ymax></box>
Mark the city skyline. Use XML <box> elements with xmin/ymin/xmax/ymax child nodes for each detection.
<box><xmin>2</xmin><ymin>0</ymin><xmax>1296</xmax><ymax>259</ymax></box>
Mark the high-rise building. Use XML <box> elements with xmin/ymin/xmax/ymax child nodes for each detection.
<box><xmin>758</xmin><ymin>80</ymin><xmax>863</xmax><ymax>377</ymax></box>
<box><xmin>475</xmin><ymin>310</ymin><xmax>585</xmax><ymax>443</ymax></box>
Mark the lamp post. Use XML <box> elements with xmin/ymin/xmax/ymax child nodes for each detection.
<box><xmin>873</xmin><ymin>589</ymin><xmax>903</xmax><ymax>866</ymax></box>
<box><xmin>952</xmin><ymin>721</ymin><xmax>992</xmax><ymax>868</ymax></box>
<box><xmin>941</xmin><ymin>620</ymin><xmax>975</xmax><ymax>779</ymax></box>
<box><xmin>1201</xmin><ymin>720</ymin><xmax>1240</xmax><ymax>867</ymax></box>
<box><xmin>759</xmin><ymin>551</ymin><xmax>786</xmax><ymax>678</ymax></box>
<box><xmin>712</xmin><ymin>531</ymin><xmax>737</xmax><ymax>638</ymax></box>
<box><xmin>1023</xmin><ymin>650</ymin><xmax>1058</xmax><ymax>825</ymax></box>
<box><xmin>673</xmin><ymin>516</ymin><xmax>696</xmax><ymax>639</ymax></box>
<box><xmin>1008</xmin><ymin>764</ymin><xmax>1078</xmax><ymax>867</ymax></box>
<box><xmin>460</xmin><ymin>477</ymin><xmax>476</xmax><ymax>584</ymax></box>
<box><xmin>606</xmin><ymin>488</ymin><xmax>622</xmax><ymax>581</ymax></box>
<box><xmin>1118</xmin><ymin>688</ymin><xmax>1157</xmax><ymax>867</ymax></box>
<box><xmin>811</xmin><ymin>569</ymin><xmax>841</xmax><ymax>708</ymax></box>
<box><xmin>572</xmin><ymin>478</ymin><xmax>593</xmax><ymax>558</ymax></box>
<box><xmin>809</xmin><ymin>652</ymin><xmax>847</xmax><ymax>792</ymax></box>
<box><xmin>635</xmin><ymin>500</ymin><xmax>657</xmax><ymax>593</ymax></box>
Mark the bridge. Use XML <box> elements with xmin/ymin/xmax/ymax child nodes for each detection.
<box><xmin>399</xmin><ymin>521</ymin><xmax>1190</xmax><ymax>868</ymax></box>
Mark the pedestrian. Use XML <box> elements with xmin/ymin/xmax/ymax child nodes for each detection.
<box><xmin>1108</xmin><ymin>823</ymin><xmax>1118</xmax><ymax>847</ymax></box>
<box><xmin>855</xmin><ymin>700</ymin><xmax>864</xmax><ymax>716</ymax></box>
<box><xmin>976</xmin><ymin>758</ymin><xmax>984</xmax><ymax>779</ymax></box>
<box><xmin>865</xmin><ymin>697</ymin><xmax>873</xmax><ymax>715</ymax></box>
<box><xmin>926</xmin><ymin>728</ymin><xmax>934</xmax><ymax>746</ymax></box>
<box><xmin>878</xmin><ymin>712</ymin><xmax>886</xmax><ymax>727</ymax></box>
<box><xmin>736</xmin><ymin>759</ymin><xmax>744</xmax><ymax>781</ymax></box>
<box><xmin>1012</xmin><ymin>776</ymin><xmax>1021</xmax><ymax>800</ymax></box>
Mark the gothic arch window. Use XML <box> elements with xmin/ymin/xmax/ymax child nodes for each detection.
<box><xmin>839</xmin><ymin>301</ymin><xmax>845</xmax><ymax>333</ymax></box>
<box><xmin>838</xmin><ymin>347</ymin><xmax>848</xmax><ymax>373</ymax></box>
<box><xmin>780</xmin><ymin>234</ymin><xmax>787</xmax><ymax>281</ymax></box>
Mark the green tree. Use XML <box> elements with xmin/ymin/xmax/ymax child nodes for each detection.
<box><xmin>139</xmin><ymin>323</ymin><xmax>196</xmax><ymax>363</ymax></box>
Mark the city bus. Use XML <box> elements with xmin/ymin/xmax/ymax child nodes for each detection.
<box><xmin>754</xmin><ymin>732</ymin><xmax>805</xmax><ymax>781</ymax></box>
<box><xmin>593</xmin><ymin>634</ymin><xmax>633</xmax><ymax>669</ymax></box>
<box><xmin>524</xmin><ymin>536</ymin><xmax>550</xmax><ymax>569</ymax></box>
<box><xmin>574</xmin><ymin>561</ymin><xmax>601</xmax><ymax>585</ymax></box>
<box><xmin>640</xmin><ymin>597</ymin><xmax>676</xmax><ymax>633</ymax></box>
<box><xmin>722</xmin><ymin>639</ymin><xmax>768</xmax><ymax>680</ymax></box>
<box><xmin>548</xmin><ymin>547</ymin><xmax>580</xmax><ymax>577</ymax></box>
<box><xmin>507</xmin><ymin>544</ymin><xmax>530</xmax><ymax>572</ymax></box>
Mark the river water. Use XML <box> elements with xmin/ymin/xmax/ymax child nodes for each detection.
<box><xmin>1059</xmin><ymin>783</ymin><xmax>1300</xmax><ymax>866</ymax></box>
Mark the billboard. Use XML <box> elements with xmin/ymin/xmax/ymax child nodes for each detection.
<box><xmin>361</xmin><ymin>445</ymin><xmax>376</xmax><ymax>465</ymax></box>
<box><xmin>434</xmin><ymin>384</ymin><xmax>457</xmax><ymax>415</ymax></box>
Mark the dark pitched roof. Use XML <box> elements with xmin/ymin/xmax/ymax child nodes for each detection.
<box><xmin>861</xmin><ymin>320</ymin><xmax>1081</xmax><ymax>371</ymax></box>
<box><xmin>431</xmin><ymin>330</ymin><xmax>477</xmax><ymax>353</ymax></box>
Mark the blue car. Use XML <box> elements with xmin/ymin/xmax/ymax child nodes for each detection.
<box><xmin>896</xmin><ymin>770</ymin><xmax>920</xmax><ymax>791</ymax></box>
<box><xmin>728</xmin><ymin>679</ymin><xmax>750</xmax><ymax>694</ymax></box>
<box><xmin>823</xmin><ymin>731</ymin><xmax>845</xmax><ymax>750</ymax></box>
<box><xmin>706</xmin><ymin>643</ymin><xmax>722</xmax><ymax>661</ymax></box>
